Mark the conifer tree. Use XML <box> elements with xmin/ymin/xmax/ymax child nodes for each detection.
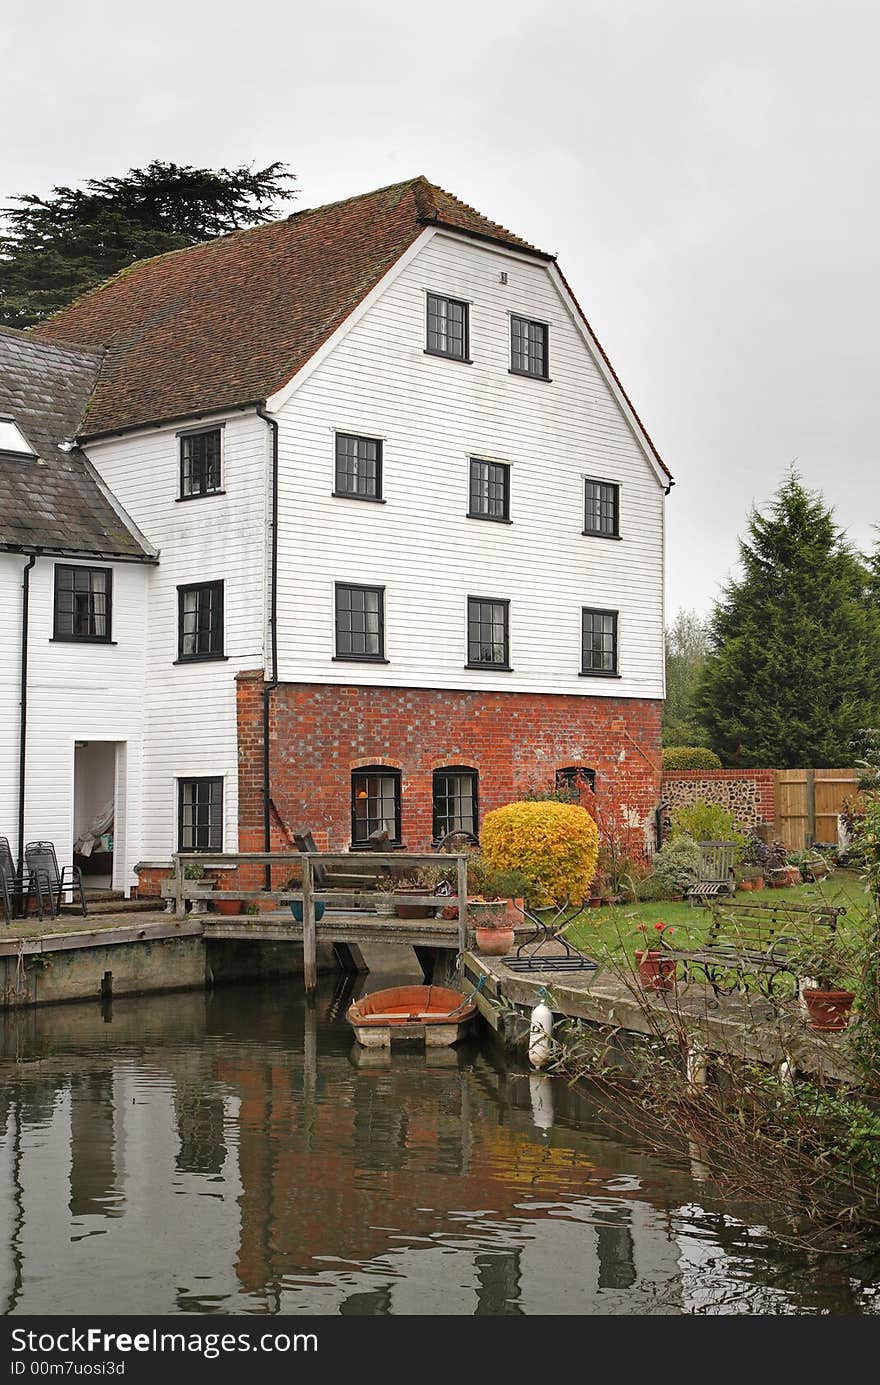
<box><xmin>697</xmin><ymin>473</ymin><xmax>880</xmax><ymax>766</ymax></box>
<box><xmin>0</xmin><ymin>160</ymin><xmax>295</xmax><ymax>328</ymax></box>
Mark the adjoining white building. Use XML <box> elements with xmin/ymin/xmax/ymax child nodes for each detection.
<box><xmin>1</xmin><ymin>177</ymin><xmax>672</xmax><ymax>897</ymax></box>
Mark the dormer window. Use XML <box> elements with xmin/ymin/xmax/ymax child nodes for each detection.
<box><xmin>179</xmin><ymin>427</ymin><xmax>222</xmax><ymax>499</ymax></box>
<box><xmin>0</xmin><ymin>417</ymin><xmax>36</xmax><ymax>457</ymax></box>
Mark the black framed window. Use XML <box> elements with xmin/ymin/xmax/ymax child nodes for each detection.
<box><xmin>426</xmin><ymin>293</ymin><xmax>469</xmax><ymax>361</ymax></box>
<box><xmin>351</xmin><ymin>767</ymin><xmax>401</xmax><ymax>846</ymax></box>
<box><xmin>555</xmin><ymin>766</ymin><xmax>597</xmax><ymax>797</ymax></box>
<box><xmin>510</xmin><ymin>315</ymin><xmax>549</xmax><ymax>378</ymax></box>
<box><xmin>581</xmin><ymin>608</ymin><xmax>618</xmax><ymax>675</ymax></box>
<box><xmin>433</xmin><ymin>767</ymin><xmax>478</xmax><ymax>840</ymax></box>
<box><xmin>334</xmin><ymin>433</ymin><xmax>382</xmax><ymax>500</ymax></box>
<box><xmin>53</xmin><ymin>565</ymin><xmax>112</xmax><ymax>642</ymax></box>
<box><xmin>180</xmin><ymin>428</ymin><xmax>222</xmax><ymax>499</ymax></box>
<box><xmin>467</xmin><ymin>596</ymin><xmax>510</xmax><ymax>668</ymax></box>
<box><xmin>584</xmin><ymin>479</ymin><xmax>620</xmax><ymax>537</ymax></box>
<box><xmin>468</xmin><ymin>458</ymin><xmax>510</xmax><ymax>522</ymax></box>
<box><xmin>177</xmin><ymin>581</ymin><xmax>224</xmax><ymax>661</ymax></box>
<box><xmin>178</xmin><ymin>777</ymin><xmax>223</xmax><ymax>852</ymax></box>
<box><xmin>335</xmin><ymin>583</ymin><xmax>385</xmax><ymax>660</ymax></box>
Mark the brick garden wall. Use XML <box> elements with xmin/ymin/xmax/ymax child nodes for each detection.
<box><xmin>661</xmin><ymin>769</ymin><xmax>776</xmax><ymax>833</ymax></box>
<box><xmin>237</xmin><ymin>671</ymin><xmax>663</xmax><ymax>866</ymax></box>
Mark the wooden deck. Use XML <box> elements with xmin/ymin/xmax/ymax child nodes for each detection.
<box><xmin>0</xmin><ymin>909</ymin><xmax>466</xmax><ymax>956</ymax></box>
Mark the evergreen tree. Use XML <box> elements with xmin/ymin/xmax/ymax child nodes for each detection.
<box><xmin>662</xmin><ymin>608</ymin><xmax>712</xmax><ymax>746</ymax></box>
<box><xmin>0</xmin><ymin>160</ymin><xmax>296</xmax><ymax>328</ymax></box>
<box><xmin>697</xmin><ymin>473</ymin><xmax>880</xmax><ymax>767</ymax></box>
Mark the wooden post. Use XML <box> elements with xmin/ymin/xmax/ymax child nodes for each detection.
<box><xmin>173</xmin><ymin>853</ymin><xmax>184</xmax><ymax>918</ymax></box>
<box><xmin>302</xmin><ymin>854</ymin><xmax>317</xmax><ymax>1000</ymax></box>
<box><xmin>456</xmin><ymin>854</ymin><xmax>468</xmax><ymax>955</ymax></box>
<box><xmin>806</xmin><ymin>768</ymin><xmax>816</xmax><ymax>847</ymax></box>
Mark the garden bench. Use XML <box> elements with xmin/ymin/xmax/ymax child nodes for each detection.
<box><xmin>665</xmin><ymin>898</ymin><xmax>845</xmax><ymax>1000</ymax></box>
<box><xmin>686</xmin><ymin>841</ymin><xmax>738</xmax><ymax>905</ymax></box>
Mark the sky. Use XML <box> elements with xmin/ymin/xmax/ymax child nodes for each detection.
<box><xmin>4</xmin><ymin>0</ymin><xmax>878</xmax><ymax>617</ymax></box>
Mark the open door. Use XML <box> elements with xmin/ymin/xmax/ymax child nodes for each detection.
<box><xmin>73</xmin><ymin>741</ymin><xmax>119</xmax><ymax>894</ymax></box>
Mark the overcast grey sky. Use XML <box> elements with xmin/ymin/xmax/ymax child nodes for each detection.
<box><xmin>5</xmin><ymin>0</ymin><xmax>878</xmax><ymax>616</ymax></box>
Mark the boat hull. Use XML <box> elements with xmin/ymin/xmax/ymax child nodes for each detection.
<box><xmin>347</xmin><ymin>984</ymin><xmax>476</xmax><ymax>1048</ymax></box>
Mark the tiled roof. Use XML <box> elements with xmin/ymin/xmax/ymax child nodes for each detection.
<box><xmin>32</xmin><ymin>176</ymin><xmax>550</xmax><ymax>440</ymax></box>
<box><xmin>0</xmin><ymin>327</ymin><xmax>152</xmax><ymax>559</ymax></box>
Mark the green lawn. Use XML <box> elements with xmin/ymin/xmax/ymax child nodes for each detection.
<box><xmin>563</xmin><ymin>870</ymin><xmax>870</xmax><ymax>965</ymax></box>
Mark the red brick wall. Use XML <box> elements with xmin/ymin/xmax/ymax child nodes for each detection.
<box><xmin>236</xmin><ymin>671</ymin><xmax>663</xmax><ymax>859</ymax></box>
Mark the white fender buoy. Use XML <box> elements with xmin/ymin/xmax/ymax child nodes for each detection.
<box><xmin>686</xmin><ymin>1040</ymin><xmax>708</xmax><ymax>1088</ymax></box>
<box><xmin>528</xmin><ymin>998</ymin><xmax>554</xmax><ymax>1069</ymax></box>
<box><xmin>529</xmin><ymin>1072</ymin><xmax>554</xmax><ymax>1132</ymax></box>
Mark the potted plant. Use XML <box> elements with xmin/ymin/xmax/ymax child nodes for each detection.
<box><xmin>393</xmin><ymin>866</ymin><xmax>447</xmax><ymax>919</ymax></box>
<box><xmin>633</xmin><ymin>921</ymin><xmax>677</xmax><ymax>992</ymax></box>
<box><xmin>213</xmin><ymin>875</ymin><xmax>244</xmax><ymax>915</ymax></box>
<box><xmin>373</xmin><ymin>872</ymin><xmax>398</xmax><ymax>917</ymax></box>
<box><xmin>792</xmin><ymin>934</ymin><xmax>857</xmax><ymax>1031</ymax></box>
<box><xmin>184</xmin><ymin>861</ymin><xmax>214</xmax><ymax>915</ymax></box>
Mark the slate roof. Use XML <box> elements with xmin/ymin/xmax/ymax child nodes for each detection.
<box><xmin>0</xmin><ymin>327</ymin><xmax>153</xmax><ymax>559</ymax></box>
<box><xmin>32</xmin><ymin>177</ymin><xmax>551</xmax><ymax>440</ymax></box>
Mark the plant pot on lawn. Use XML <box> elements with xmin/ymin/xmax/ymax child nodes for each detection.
<box><xmin>634</xmin><ymin>949</ymin><xmax>677</xmax><ymax>992</ymax></box>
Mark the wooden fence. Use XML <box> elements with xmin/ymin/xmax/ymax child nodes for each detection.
<box><xmin>774</xmin><ymin>769</ymin><xmax>860</xmax><ymax>849</ymax></box>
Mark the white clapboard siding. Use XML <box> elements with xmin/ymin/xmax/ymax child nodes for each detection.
<box><xmin>0</xmin><ymin>553</ymin><xmax>147</xmax><ymax>883</ymax></box>
<box><xmin>84</xmin><ymin>412</ymin><xmax>269</xmax><ymax>863</ymax></box>
<box><xmin>274</xmin><ymin>231</ymin><xmax>666</xmax><ymax>696</ymax></box>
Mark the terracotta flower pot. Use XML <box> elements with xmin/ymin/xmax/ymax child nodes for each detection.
<box><xmin>635</xmin><ymin>949</ymin><xmax>676</xmax><ymax>992</ymax></box>
<box><xmin>802</xmin><ymin>987</ymin><xmax>855</xmax><ymax>1031</ymax></box>
<box><xmin>394</xmin><ymin>888</ymin><xmax>435</xmax><ymax>919</ymax></box>
<box><xmin>752</xmin><ymin>876</ymin><xmax>765</xmax><ymax>890</ymax></box>
<box><xmin>213</xmin><ymin>896</ymin><xmax>243</xmax><ymax>915</ymax></box>
<box><xmin>738</xmin><ymin>879</ymin><xmax>753</xmax><ymax>892</ymax></box>
<box><xmin>474</xmin><ymin>926</ymin><xmax>516</xmax><ymax>956</ymax></box>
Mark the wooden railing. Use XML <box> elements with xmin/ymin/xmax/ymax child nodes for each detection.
<box><xmin>171</xmin><ymin>851</ymin><xmax>469</xmax><ymax>995</ymax></box>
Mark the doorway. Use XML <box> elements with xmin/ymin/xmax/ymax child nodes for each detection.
<box><xmin>73</xmin><ymin>741</ymin><xmax>122</xmax><ymax>893</ymax></box>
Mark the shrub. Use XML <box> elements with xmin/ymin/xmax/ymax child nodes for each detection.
<box><xmin>669</xmin><ymin>799</ymin><xmax>745</xmax><ymax>854</ymax></box>
<box><xmin>480</xmin><ymin>800</ymin><xmax>599</xmax><ymax>906</ymax></box>
<box><xmin>650</xmin><ymin>836</ymin><xmax>701</xmax><ymax>895</ymax></box>
<box><xmin>662</xmin><ymin>746</ymin><xmax>722</xmax><ymax>771</ymax></box>
<box><xmin>635</xmin><ymin>873</ymin><xmax>675</xmax><ymax>902</ymax></box>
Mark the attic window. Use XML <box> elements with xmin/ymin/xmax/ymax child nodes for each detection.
<box><xmin>0</xmin><ymin>417</ymin><xmax>35</xmax><ymax>457</ymax></box>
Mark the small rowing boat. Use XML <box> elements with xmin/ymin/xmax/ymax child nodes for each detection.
<box><xmin>347</xmin><ymin>984</ymin><xmax>476</xmax><ymax>1048</ymax></box>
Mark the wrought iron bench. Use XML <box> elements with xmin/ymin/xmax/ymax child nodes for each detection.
<box><xmin>686</xmin><ymin>840</ymin><xmax>738</xmax><ymax>905</ymax></box>
<box><xmin>664</xmin><ymin>898</ymin><xmax>844</xmax><ymax>1000</ymax></box>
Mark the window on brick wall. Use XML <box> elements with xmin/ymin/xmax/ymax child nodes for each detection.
<box><xmin>433</xmin><ymin>767</ymin><xmax>478</xmax><ymax>841</ymax></box>
<box><xmin>555</xmin><ymin>766</ymin><xmax>596</xmax><ymax>798</ymax></box>
<box><xmin>351</xmin><ymin>766</ymin><xmax>401</xmax><ymax>846</ymax></box>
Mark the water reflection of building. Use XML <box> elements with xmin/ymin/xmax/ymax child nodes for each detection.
<box><xmin>0</xmin><ymin>986</ymin><xmax>870</xmax><ymax>1315</ymax></box>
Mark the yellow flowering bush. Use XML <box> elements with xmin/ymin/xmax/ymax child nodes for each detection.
<box><xmin>479</xmin><ymin>801</ymin><xmax>599</xmax><ymax>906</ymax></box>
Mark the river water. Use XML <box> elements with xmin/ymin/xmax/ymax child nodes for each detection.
<box><xmin>0</xmin><ymin>979</ymin><xmax>877</xmax><ymax>1316</ymax></box>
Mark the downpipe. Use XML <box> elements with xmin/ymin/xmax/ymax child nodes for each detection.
<box><xmin>17</xmin><ymin>554</ymin><xmax>36</xmax><ymax>876</ymax></box>
<box><xmin>256</xmin><ymin>405</ymin><xmax>279</xmax><ymax>891</ymax></box>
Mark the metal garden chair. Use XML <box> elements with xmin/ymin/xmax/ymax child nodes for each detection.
<box><xmin>24</xmin><ymin>841</ymin><xmax>87</xmax><ymax>917</ymax></box>
<box><xmin>0</xmin><ymin>836</ymin><xmax>55</xmax><ymax>922</ymax></box>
